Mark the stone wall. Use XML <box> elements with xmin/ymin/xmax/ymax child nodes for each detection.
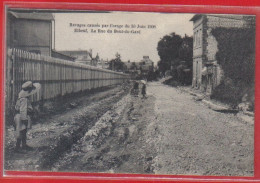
<box><xmin>206</xmin><ymin>15</ymin><xmax>246</xmax><ymax>62</ymax></box>
<box><xmin>203</xmin><ymin>15</ymin><xmax>249</xmax><ymax>93</ymax></box>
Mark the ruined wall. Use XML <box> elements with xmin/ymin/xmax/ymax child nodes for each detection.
<box><xmin>205</xmin><ymin>15</ymin><xmax>248</xmax><ymax>89</ymax></box>
<box><xmin>192</xmin><ymin>14</ymin><xmax>252</xmax><ymax>92</ymax></box>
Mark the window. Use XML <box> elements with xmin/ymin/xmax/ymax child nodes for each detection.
<box><xmin>196</xmin><ymin>30</ymin><xmax>199</xmax><ymax>47</ymax></box>
<box><xmin>199</xmin><ymin>29</ymin><xmax>202</xmax><ymax>46</ymax></box>
<box><xmin>198</xmin><ymin>30</ymin><xmax>201</xmax><ymax>46</ymax></box>
<box><xmin>194</xmin><ymin>32</ymin><xmax>196</xmax><ymax>45</ymax></box>
<box><xmin>194</xmin><ymin>31</ymin><xmax>197</xmax><ymax>47</ymax></box>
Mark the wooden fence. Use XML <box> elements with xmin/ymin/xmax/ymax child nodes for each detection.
<box><xmin>6</xmin><ymin>48</ymin><xmax>129</xmax><ymax>110</ymax></box>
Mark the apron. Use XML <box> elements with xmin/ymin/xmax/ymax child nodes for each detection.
<box><xmin>14</xmin><ymin>114</ymin><xmax>32</xmax><ymax>139</ymax></box>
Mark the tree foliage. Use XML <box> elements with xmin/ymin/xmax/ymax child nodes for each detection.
<box><xmin>179</xmin><ymin>36</ymin><xmax>193</xmax><ymax>68</ymax></box>
<box><xmin>157</xmin><ymin>33</ymin><xmax>193</xmax><ymax>73</ymax></box>
<box><xmin>108</xmin><ymin>52</ymin><xmax>126</xmax><ymax>72</ymax></box>
<box><xmin>212</xmin><ymin>28</ymin><xmax>255</xmax><ymax>85</ymax></box>
<box><xmin>130</xmin><ymin>62</ymin><xmax>138</xmax><ymax>70</ymax></box>
<box><xmin>211</xmin><ymin>27</ymin><xmax>255</xmax><ymax>107</ymax></box>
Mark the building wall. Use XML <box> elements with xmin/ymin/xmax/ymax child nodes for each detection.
<box><xmin>6</xmin><ymin>15</ymin><xmax>14</xmax><ymax>48</ymax></box>
<box><xmin>207</xmin><ymin>15</ymin><xmax>246</xmax><ymax>29</ymax></box>
<box><xmin>193</xmin><ymin>58</ymin><xmax>202</xmax><ymax>88</ymax></box>
<box><xmin>10</xmin><ymin>19</ymin><xmax>52</xmax><ymax>56</ymax></box>
<box><xmin>192</xmin><ymin>16</ymin><xmax>204</xmax><ymax>88</ymax></box>
<box><xmin>205</xmin><ymin>15</ymin><xmax>246</xmax><ymax>63</ymax></box>
<box><xmin>192</xmin><ymin>14</ymin><xmax>252</xmax><ymax>93</ymax></box>
<box><xmin>205</xmin><ymin>15</ymin><xmax>247</xmax><ymax>89</ymax></box>
<box><xmin>193</xmin><ymin>17</ymin><xmax>203</xmax><ymax>58</ymax></box>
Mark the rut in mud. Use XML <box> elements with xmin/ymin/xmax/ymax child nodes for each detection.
<box><xmin>5</xmin><ymin>82</ymin><xmax>254</xmax><ymax>176</ymax></box>
<box><xmin>52</xmin><ymin>94</ymin><xmax>158</xmax><ymax>174</ymax></box>
<box><xmin>4</xmin><ymin>84</ymin><xmax>131</xmax><ymax>171</ymax></box>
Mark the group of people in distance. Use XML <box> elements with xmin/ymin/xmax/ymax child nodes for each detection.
<box><xmin>132</xmin><ymin>80</ymin><xmax>147</xmax><ymax>99</ymax></box>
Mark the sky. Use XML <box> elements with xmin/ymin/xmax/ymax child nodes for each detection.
<box><xmin>54</xmin><ymin>12</ymin><xmax>194</xmax><ymax>64</ymax></box>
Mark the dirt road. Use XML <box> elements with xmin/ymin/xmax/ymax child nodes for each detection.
<box><xmin>5</xmin><ymin>82</ymin><xmax>254</xmax><ymax>176</ymax></box>
<box><xmin>148</xmin><ymin>82</ymin><xmax>253</xmax><ymax>176</ymax></box>
<box><xmin>53</xmin><ymin>82</ymin><xmax>253</xmax><ymax>176</ymax></box>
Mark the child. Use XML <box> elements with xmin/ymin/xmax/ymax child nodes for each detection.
<box><xmin>14</xmin><ymin>81</ymin><xmax>40</xmax><ymax>152</ymax></box>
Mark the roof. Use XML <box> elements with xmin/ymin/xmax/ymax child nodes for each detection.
<box><xmin>9</xmin><ymin>11</ymin><xmax>54</xmax><ymax>21</ymax></box>
<box><xmin>58</xmin><ymin>50</ymin><xmax>92</xmax><ymax>61</ymax></box>
<box><xmin>190</xmin><ymin>14</ymin><xmax>248</xmax><ymax>22</ymax></box>
<box><xmin>190</xmin><ymin>14</ymin><xmax>203</xmax><ymax>22</ymax></box>
<box><xmin>58</xmin><ymin>50</ymin><xmax>91</xmax><ymax>55</ymax></box>
<box><xmin>141</xmin><ymin>58</ymin><xmax>153</xmax><ymax>63</ymax></box>
<box><xmin>51</xmin><ymin>50</ymin><xmax>76</xmax><ymax>60</ymax></box>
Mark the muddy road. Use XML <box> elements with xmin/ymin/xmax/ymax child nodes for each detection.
<box><xmin>5</xmin><ymin>84</ymin><xmax>130</xmax><ymax>171</ymax></box>
<box><xmin>5</xmin><ymin>82</ymin><xmax>254</xmax><ymax>176</ymax></box>
<box><xmin>52</xmin><ymin>91</ymin><xmax>157</xmax><ymax>173</ymax></box>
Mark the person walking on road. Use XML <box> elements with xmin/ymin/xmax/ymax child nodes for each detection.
<box><xmin>14</xmin><ymin>81</ymin><xmax>41</xmax><ymax>153</ymax></box>
<box><xmin>141</xmin><ymin>80</ymin><xmax>147</xmax><ymax>99</ymax></box>
<box><xmin>133</xmin><ymin>81</ymin><xmax>139</xmax><ymax>97</ymax></box>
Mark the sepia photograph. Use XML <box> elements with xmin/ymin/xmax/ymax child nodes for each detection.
<box><xmin>3</xmin><ymin>8</ymin><xmax>255</xmax><ymax>177</ymax></box>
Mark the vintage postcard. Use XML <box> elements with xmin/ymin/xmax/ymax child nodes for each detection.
<box><xmin>3</xmin><ymin>7</ymin><xmax>255</xmax><ymax>178</ymax></box>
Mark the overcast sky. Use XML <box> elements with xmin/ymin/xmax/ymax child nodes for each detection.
<box><xmin>54</xmin><ymin>12</ymin><xmax>194</xmax><ymax>64</ymax></box>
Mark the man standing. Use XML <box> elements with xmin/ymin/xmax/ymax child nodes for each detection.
<box><xmin>141</xmin><ymin>80</ymin><xmax>147</xmax><ymax>99</ymax></box>
<box><xmin>14</xmin><ymin>81</ymin><xmax>41</xmax><ymax>152</ymax></box>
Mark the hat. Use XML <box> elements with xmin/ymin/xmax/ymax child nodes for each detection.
<box><xmin>19</xmin><ymin>82</ymin><xmax>41</xmax><ymax>98</ymax></box>
<box><xmin>22</xmin><ymin>81</ymin><xmax>33</xmax><ymax>89</ymax></box>
<box><xmin>140</xmin><ymin>80</ymin><xmax>146</xmax><ymax>84</ymax></box>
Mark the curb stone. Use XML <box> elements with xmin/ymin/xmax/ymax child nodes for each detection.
<box><xmin>177</xmin><ymin>86</ymin><xmax>254</xmax><ymax>123</ymax></box>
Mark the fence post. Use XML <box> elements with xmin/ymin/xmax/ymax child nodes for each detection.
<box><xmin>11</xmin><ymin>49</ymin><xmax>16</xmax><ymax>108</ymax></box>
<box><xmin>6</xmin><ymin>49</ymin><xmax>13</xmax><ymax>111</ymax></box>
<box><xmin>60</xmin><ymin>61</ymin><xmax>62</xmax><ymax>96</ymax></box>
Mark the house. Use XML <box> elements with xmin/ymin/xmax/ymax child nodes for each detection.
<box><xmin>125</xmin><ymin>56</ymin><xmax>154</xmax><ymax>74</ymax></box>
<box><xmin>124</xmin><ymin>56</ymin><xmax>154</xmax><ymax>79</ymax></box>
<box><xmin>139</xmin><ymin>56</ymin><xmax>154</xmax><ymax>73</ymax></box>
<box><xmin>58</xmin><ymin>50</ymin><xmax>95</xmax><ymax>65</ymax></box>
<box><xmin>51</xmin><ymin>50</ymin><xmax>76</xmax><ymax>61</ymax></box>
<box><xmin>125</xmin><ymin>61</ymin><xmax>140</xmax><ymax>71</ymax></box>
<box><xmin>125</xmin><ymin>61</ymin><xmax>132</xmax><ymax>71</ymax></box>
<box><xmin>190</xmin><ymin>14</ymin><xmax>254</xmax><ymax>95</ymax></box>
<box><xmin>7</xmin><ymin>11</ymin><xmax>76</xmax><ymax>62</ymax></box>
<box><xmin>7</xmin><ymin>11</ymin><xmax>54</xmax><ymax>56</ymax></box>
<box><xmin>97</xmin><ymin>58</ymin><xmax>109</xmax><ymax>69</ymax></box>
<box><xmin>124</xmin><ymin>61</ymin><xmax>140</xmax><ymax>78</ymax></box>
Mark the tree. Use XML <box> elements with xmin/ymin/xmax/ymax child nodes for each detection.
<box><xmin>179</xmin><ymin>35</ymin><xmax>193</xmax><ymax>68</ymax></box>
<box><xmin>157</xmin><ymin>33</ymin><xmax>183</xmax><ymax>72</ymax></box>
<box><xmin>108</xmin><ymin>52</ymin><xmax>126</xmax><ymax>72</ymax></box>
<box><xmin>157</xmin><ymin>60</ymin><xmax>169</xmax><ymax>75</ymax></box>
<box><xmin>157</xmin><ymin>33</ymin><xmax>193</xmax><ymax>85</ymax></box>
<box><xmin>130</xmin><ymin>62</ymin><xmax>138</xmax><ymax>70</ymax></box>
